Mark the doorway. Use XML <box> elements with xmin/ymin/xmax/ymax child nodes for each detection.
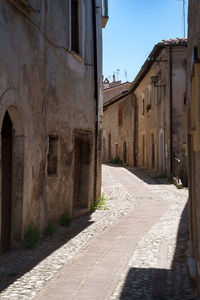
<box><xmin>108</xmin><ymin>133</ymin><xmax>111</xmax><ymax>160</ymax></box>
<box><xmin>152</xmin><ymin>133</ymin><xmax>155</xmax><ymax>169</ymax></box>
<box><xmin>73</xmin><ymin>138</ymin><xmax>90</xmax><ymax>210</ymax></box>
<box><xmin>1</xmin><ymin>112</ymin><xmax>12</xmax><ymax>252</ymax></box>
<box><xmin>123</xmin><ymin>141</ymin><xmax>127</xmax><ymax>164</ymax></box>
<box><xmin>159</xmin><ymin>129</ymin><xmax>165</xmax><ymax>174</ymax></box>
<box><xmin>142</xmin><ymin>135</ymin><xmax>145</xmax><ymax>166</ymax></box>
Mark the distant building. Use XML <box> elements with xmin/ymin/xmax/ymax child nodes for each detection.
<box><xmin>103</xmin><ymin>89</ymin><xmax>136</xmax><ymax>165</ymax></box>
<box><xmin>0</xmin><ymin>0</ymin><xmax>107</xmax><ymax>253</ymax></box>
<box><xmin>103</xmin><ymin>79</ymin><xmax>132</xmax><ymax>163</ymax></box>
<box><xmin>103</xmin><ymin>39</ymin><xmax>187</xmax><ymax>186</ymax></box>
<box><xmin>103</xmin><ymin>76</ymin><xmax>131</xmax><ymax>104</ymax></box>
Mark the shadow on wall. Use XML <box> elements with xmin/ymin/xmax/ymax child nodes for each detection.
<box><xmin>0</xmin><ymin>213</ymin><xmax>94</xmax><ymax>292</ymax></box>
<box><xmin>118</xmin><ymin>203</ymin><xmax>194</xmax><ymax>300</ymax></box>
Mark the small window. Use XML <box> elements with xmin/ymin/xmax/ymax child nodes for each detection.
<box><xmin>48</xmin><ymin>136</ymin><xmax>58</xmax><ymax>175</ymax></box>
<box><xmin>118</xmin><ymin>107</ymin><xmax>123</xmax><ymax>126</ymax></box>
<box><xmin>71</xmin><ymin>0</ymin><xmax>79</xmax><ymax>53</ymax></box>
<box><xmin>142</xmin><ymin>98</ymin><xmax>145</xmax><ymax>115</ymax></box>
<box><xmin>148</xmin><ymin>84</ymin><xmax>152</xmax><ymax>105</ymax></box>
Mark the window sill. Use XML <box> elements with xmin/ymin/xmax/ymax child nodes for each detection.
<box><xmin>69</xmin><ymin>51</ymin><xmax>84</xmax><ymax>63</ymax></box>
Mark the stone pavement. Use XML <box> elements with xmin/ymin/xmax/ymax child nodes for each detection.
<box><xmin>0</xmin><ymin>164</ymin><xmax>194</xmax><ymax>299</ymax></box>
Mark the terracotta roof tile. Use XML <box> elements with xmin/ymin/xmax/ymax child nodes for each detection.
<box><xmin>157</xmin><ymin>38</ymin><xmax>187</xmax><ymax>46</ymax></box>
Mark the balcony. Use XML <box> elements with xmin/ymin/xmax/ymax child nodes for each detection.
<box><xmin>102</xmin><ymin>0</ymin><xmax>109</xmax><ymax>28</ymax></box>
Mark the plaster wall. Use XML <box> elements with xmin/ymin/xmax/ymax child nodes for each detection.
<box><xmin>0</xmin><ymin>0</ymin><xmax>103</xmax><ymax>250</ymax></box>
<box><xmin>134</xmin><ymin>48</ymin><xmax>171</xmax><ymax>176</ymax></box>
<box><xmin>103</xmin><ymin>94</ymin><xmax>135</xmax><ymax>166</ymax></box>
<box><xmin>186</xmin><ymin>0</ymin><xmax>200</xmax><ymax>291</ymax></box>
<box><xmin>135</xmin><ymin>46</ymin><xmax>187</xmax><ymax>180</ymax></box>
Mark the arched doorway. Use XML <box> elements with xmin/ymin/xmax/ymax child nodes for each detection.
<box><xmin>123</xmin><ymin>141</ymin><xmax>127</xmax><ymax>164</ymax></box>
<box><xmin>1</xmin><ymin>108</ymin><xmax>24</xmax><ymax>253</ymax></box>
<box><xmin>1</xmin><ymin>112</ymin><xmax>12</xmax><ymax>252</ymax></box>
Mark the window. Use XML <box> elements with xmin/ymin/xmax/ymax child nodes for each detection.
<box><xmin>47</xmin><ymin>136</ymin><xmax>58</xmax><ymax>175</ymax></box>
<box><xmin>142</xmin><ymin>98</ymin><xmax>145</xmax><ymax>115</ymax></box>
<box><xmin>118</xmin><ymin>107</ymin><xmax>123</xmax><ymax>126</ymax></box>
<box><xmin>157</xmin><ymin>73</ymin><xmax>161</xmax><ymax>103</ymax></box>
<box><xmin>71</xmin><ymin>0</ymin><xmax>79</xmax><ymax>53</ymax></box>
<box><xmin>148</xmin><ymin>84</ymin><xmax>152</xmax><ymax>105</ymax></box>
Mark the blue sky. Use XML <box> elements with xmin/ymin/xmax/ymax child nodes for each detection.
<box><xmin>103</xmin><ymin>0</ymin><xmax>188</xmax><ymax>83</ymax></box>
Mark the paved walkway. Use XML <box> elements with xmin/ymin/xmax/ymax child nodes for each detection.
<box><xmin>0</xmin><ymin>165</ymin><xmax>194</xmax><ymax>299</ymax></box>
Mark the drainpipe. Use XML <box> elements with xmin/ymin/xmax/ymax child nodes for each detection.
<box><xmin>169</xmin><ymin>45</ymin><xmax>173</xmax><ymax>175</ymax></box>
<box><xmin>133</xmin><ymin>94</ymin><xmax>137</xmax><ymax>167</ymax></box>
<box><xmin>92</xmin><ymin>0</ymin><xmax>99</xmax><ymax>202</ymax></box>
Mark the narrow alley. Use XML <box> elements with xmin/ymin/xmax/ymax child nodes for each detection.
<box><xmin>0</xmin><ymin>165</ymin><xmax>193</xmax><ymax>300</ymax></box>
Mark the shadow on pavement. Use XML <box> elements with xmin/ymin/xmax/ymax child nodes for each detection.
<box><xmin>0</xmin><ymin>212</ymin><xmax>94</xmax><ymax>292</ymax></box>
<box><xmin>119</xmin><ymin>203</ymin><xmax>194</xmax><ymax>300</ymax></box>
<box><xmin>104</xmin><ymin>163</ymin><xmax>170</xmax><ymax>185</ymax></box>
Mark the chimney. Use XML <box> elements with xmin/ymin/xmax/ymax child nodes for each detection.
<box><xmin>113</xmin><ymin>74</ymin><xmax>116</xmax><ymax>82</ymax></box>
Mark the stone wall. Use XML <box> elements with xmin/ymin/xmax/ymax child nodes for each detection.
<box><xmin>134</xmin><ymin>45</ymin><xmax>187</xmax><ymax>181</ymax></box>
<box><xmin>187</xmin><ymin>0</ymin><xmax>200</xmax><ymax>292</ymax></box>
<box><xmin>103</xmin><ymin>94</ymin><xmax>136</xmax><ymax>166</ymax></box>
<box><xmin>0</xmin><ymin>0</ymin><xmax>103</xmax><ymax>251</ymax></box>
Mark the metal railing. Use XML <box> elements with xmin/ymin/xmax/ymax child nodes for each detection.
<box><xmin>172</xmin><ymin>154</ymin><xmax>181</xmax><ymax>183</ymax></box>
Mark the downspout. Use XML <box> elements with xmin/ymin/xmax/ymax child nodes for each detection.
<box><xmin>92</xmin><ymin>0</ymin><xmax>98</xmax><ymax>202</ymax></box>
<box><xmin>133</xmin><ymin>94</ymin><xmax>137</xmax><ymax>167</ymax></box>
<box><xmin>170</xmin><ymin>45</ymin><xmax>173</xmax><ymax>175</ymax></box>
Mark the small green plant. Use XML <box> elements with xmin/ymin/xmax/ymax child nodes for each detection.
<box><xmin>110</xmin><ymin>156</ymin><xmax>123</xmax><ymax>165</ymax></box>
<box><xmin>90</xmin><ymin>193</ymin><xmax>108</xmax><ymax>212</ymax></box>
<box><xmin>24</xmin><ymin>221</ymin><xmax>40</xmax><ymax>249</ymax></box>
<box><xmin>90</xmin><ymin>201</ymin><xmax>96</xmax><ymax>212</ymax></box>
<box><xmin>61</xmin><ymin>209</ymin><xmax>72</xmax><ymax>227</ymax></box>
<box><xmin>146</xmin><ymin>103</ymin><xmax>152</xmax><ymax>112</ymax></box>
<box><xmin>44</xmin><ymin>222</ymin><xmax>55</xmax><ymax>237</ymax></box>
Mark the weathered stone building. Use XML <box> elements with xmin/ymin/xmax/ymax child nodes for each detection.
<box><xmin>186</xmin><ymin>0</ymin><xmax>200</xmax><ymax>291</ymax></box>
<box><xmin>103</xmin><ymin>76</ymin><xmax>131</xmax><ymax>104</ymax></box>
<box><xmin>103</xmin><ymin>90</ymin><xmax>136</xmax><ymax>165</ymax></box>
<box><xmin>103</xmin><ymin>39</ymin><xmax>187</xmax><ymax>185</ymax></box>
<box><xmin>0</xmin><ymin>0</ymin><xmax>107</xmax><ymax>253</ymax></box>
<box><xmin>132</xmin><ymin>39</ymin><xmax>187</xmax><ymax>183</ymax></box>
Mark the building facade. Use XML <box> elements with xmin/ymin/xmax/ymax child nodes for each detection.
<box><xmin>0</xmin><ymin>0</ymin><xmax>107</xmax><ymax>253</ymax></box>
<box><xmin>103</xmin><ymin>39</ymin><xmax>187</xmax><ymax>186</ymax></box>
<box><xmin>103</xmin><ymin>92</ymin><xmax>136</xmax><ymax>165</ymax></box>
<box><xmin>132</xmin><ymin>39</ymin><xmax>187</xmax><ymax>184</ymax></box>
<box><xmin>186</xmin><ymin>0</ymin><xmax>200</xmax><ymax>291</ymax></box>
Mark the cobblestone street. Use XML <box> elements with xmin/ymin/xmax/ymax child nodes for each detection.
<box><xmin>0</xmin><ymin>164</ymin><xmax>194</xmax><ymax>300</ymax></box>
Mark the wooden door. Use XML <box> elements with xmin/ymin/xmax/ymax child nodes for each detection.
<box><xmin>73</xmin><ymin>139</ymin><xmax>82</xmax><ymax>209</ymax></box>
<box><xmin>1</xmin><ymin>112</ymin><xmax>12</xmax><ymax>252</ymax></box>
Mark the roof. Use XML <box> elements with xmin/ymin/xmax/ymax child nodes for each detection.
<box><xmin>103</xmin><ymin>90</ymin><xmax>129</xmax><ymax>111</ymax></box>
<box><xmin>103</xmin><ymin>81</ymin><xmax>131</xmax><ymax>91</ymax></box>
<box><xmin>129</xmin><ymin>38</ymin><xmax>187</xmax><ymax>93</ymax></box>
<box><xmin>103</xmin><ymin>38</ymin><xmax>188</xmax><ymax>111</ymax></box>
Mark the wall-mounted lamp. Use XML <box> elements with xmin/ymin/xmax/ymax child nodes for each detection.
<box><xmin>151</xmin><ymin>76</ymin><xmax>158</xmax><ymax>87</ymax></box>
<box><xmin>151</xmin><ymin>76</ymin><xmax>165</xmax><ymax>88</ymax></box>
